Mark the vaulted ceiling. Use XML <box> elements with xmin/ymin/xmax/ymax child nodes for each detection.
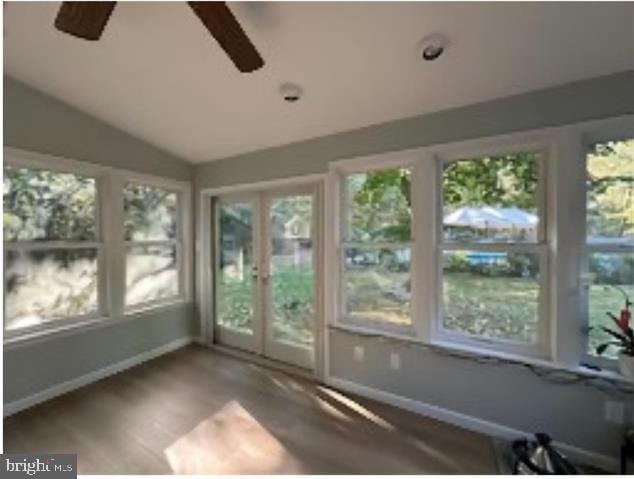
<box><xmin>4</xmin><ymin>2</ymin><xmax>633</xmax><ymax>163</ymax></box>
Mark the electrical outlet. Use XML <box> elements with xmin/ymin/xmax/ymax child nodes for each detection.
<box><xmin>390</xmin><ymin>352</ymin><xmax>401</xmax><ymax>370</ymax></box>
<box><xmin>353</xmin><ymin>345</ymin><xmax>364</xmax><ymax>362</ymax></box>
<box><xmin>605</xmin><ymin>400</ymin><xmax>625</xmax><ymax>425</ymax></box>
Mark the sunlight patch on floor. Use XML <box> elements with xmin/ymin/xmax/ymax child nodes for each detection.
<box><xmin>313</xmin><ymin>395</ymin><xmax>353</xmax><ymax>422</ymax></box>
<box><xmin>164</xmin><ymin>400</ymin><xmax>301</xmax><ymax>474</ymax></box>
<box><xmin>317</xmin><ymin>386</ymin><xmax>396</xmax><ymax>431</ymax></box>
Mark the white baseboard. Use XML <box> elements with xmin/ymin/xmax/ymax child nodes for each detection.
<box><xmin>4</xmin><ymin>337</ymin><xmax>194</xmax><ymax>417</ymax></box>
<box><xmin>326</xmin><ymin>376</ymin><xmax>619</xmax><ymax>473</ymax></box>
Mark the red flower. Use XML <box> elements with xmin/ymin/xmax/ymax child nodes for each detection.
<box><xmin>620</xmin><ymin>308</ymin><xmax>631</xmax><ymax>331</ymax></box>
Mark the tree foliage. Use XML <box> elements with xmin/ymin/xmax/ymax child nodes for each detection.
<box><xmin>586</xmin><ymin>140</ymin><xmax>634</xmax><ymax>239</ymax></box>
<box><xmin>348</xmin><ymin>168</ymin><xmax>411</xmax><ymax>242</ymax></box>
<box><xmin>124</xmin><ymin>183</ymin><xmax>177</xmax><ymax>241</ymax></box>
<box><xmin>443</xmin><ymin>153</ymin><xmax>538</xmax><ymax>210</ymax></box>
<box><xmin>3</xmin><ymin>167</ymin><xmax>96</xmax><ymax>241</ymax></box>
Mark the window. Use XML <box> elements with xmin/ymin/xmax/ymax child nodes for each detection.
<box><xmin>3</xmin><ymin>165</ymin><xmax>102</xmax><ymax>332</ymax></box>
<box><xmin>438</xmin><ymin>151</ymin><xmax>546</xmax><ymax>352</ymax></box>
<box><xmin>3</xmin><ymin>148</ymin><xmax>192</xmax><ymax>342</ymax></box>
<box><xmin>124</xmin><ymin>183</ymin><xmax>182</xmax><ymax>309</ymax></box>
<box><xmin>585</xmin><ymin>139</ymin><xmax>633</xmax><ymax>359</ymax></box>
<box><xmin>340</xmin><ymin>167</ymin><xmax>413</xmax><ymax>333</ymax></box>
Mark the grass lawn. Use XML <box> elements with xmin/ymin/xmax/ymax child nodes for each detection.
<box><xmin>217</xmin><ymin>265</ymin><xmax>632</xmax><ymax>355</ymax></box>
<box><xmin>443</xmin><ymin>273</ymin><xmax>538</xmax><ymax>342</ymax></box>
<box><xmin>588</xmin><ymin>284</ymin><xmax>634</xmax><ymax>357</ymax></box>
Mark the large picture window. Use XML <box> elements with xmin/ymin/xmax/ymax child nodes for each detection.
<box><xmin>3</xmin><ymin>166</ymin><xmax>102</xmax><ymax>332</ymax></box>
<box><xmin>585</xmin><ymin>138</ymin><xmax>633</xmax><ymax>359</ymax></box>
<box><xmin>124</xmin><ymin>182</ymin><xmax>182</xmax><ymax>309</ymax></box>
<box><xmin>438</xmin><ymin>151</ymin><xmax>546</xmax><ymax>352</ymax></box>
<box><xmin>340</xmin><ymin>167</ymin><xmax>413</xmax><ymax>333</ymax></box>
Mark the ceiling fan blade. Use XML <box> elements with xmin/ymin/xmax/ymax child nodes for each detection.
<box><xmin>188</xmin><ymin>2</ymin><xmax>264</xmax><ymax>73</ymax></box>
<box><xmin>55</xmin><ymin>2</ymin><xmax>117</xmax><ymax>41</ymax></box>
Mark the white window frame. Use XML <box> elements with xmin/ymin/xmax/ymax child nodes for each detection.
<box><xmin>328</xmin><ymin>150</ymin><xmax>428</xmax><ymax>339</ymax></box>
<box><xmin>3</xmin><ymin>147</ymin><xmax>192</xmax><ymax>345</ymax></box>
<box><xmin>574</xmin><ymin>117</ymin><xmax>634</xmax><ymax>370</ymax></box>
<box><xmin>3</xmin><ymin>150</ymin><xmax>109</xmax><ymax>341</ymax></box>
<box><xmin>326</xmin><ymin>118</ymin><xmax>634</xmax><ymax>377</ymax></box>
<box><xmin>433</xmin><ymin>137</ymin><xmax>554</xmax><ymax>359</ymax></box>
<box><xmin>122</xmin><ymin>176</ymin><xmax>189</xmax><ymax>313</ymax></box>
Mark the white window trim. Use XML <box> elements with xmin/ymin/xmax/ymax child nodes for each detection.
<box><xmin>326</xmin><ymin>115</ymin><xmax>634</xmax><ymax>376</ymax></box>
<box><xmin>575</xmin><ymin>117</ymin><xmax>634</xmax><ymax>371</ymax></box>
<box><xmin>330</xmin><ymin>150</ymin><xmax>427</xmax><ymax>339</ymax></box>
<box><xmin>3</xmin><ymin>147</ymin><xmax>193</xmax><ymax>345</ymax></box>
<box><xmin>122</xmin><ymin>178</ymin><xmax>189</xmax><ymax>313</ymax></box>
<box><xmin>434</xmin><ymin>138</ymin><xmax>553</xmax><ymax>360</ymax></box>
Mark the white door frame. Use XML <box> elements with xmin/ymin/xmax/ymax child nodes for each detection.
<box><xmin>198</xmin><ymin>174</ymin><xmax>325</xmax><ymax>377</ymax></box>
<box><xmin>212</xmin><ymin>193</ymin><xmax>263</xmax><ymax>354</ymax></box>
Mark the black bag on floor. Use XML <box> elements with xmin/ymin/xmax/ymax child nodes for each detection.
<box><xmin>512</xmin><ymin>433</ymin><xmax>578</xmax><ymax>474</ymax></box>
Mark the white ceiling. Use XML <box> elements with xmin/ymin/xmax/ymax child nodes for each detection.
<box><xmin>4</xmin><ymin>2</ymin><xmax>634</xmax><ymax>163</ymax></box>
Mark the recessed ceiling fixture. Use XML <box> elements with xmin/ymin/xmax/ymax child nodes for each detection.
<box><xmin>420</xmin><ymin>33</ymin><xmax>448</xmax><ymax>61</ymax></box>
<box><xmin>280</xmin><ymin>83</ymin><xmax>303</xmax><ymax>103</ymax></box>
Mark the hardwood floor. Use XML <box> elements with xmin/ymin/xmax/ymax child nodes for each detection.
<box><xmin>4</xmin><ymin>345</ymin><xmax>498</xmax><ymax>474</ymax></box>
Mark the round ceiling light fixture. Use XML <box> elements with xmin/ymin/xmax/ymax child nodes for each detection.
<box><xmin>420</xmin><ymin>33</ymin><xmax>448</xmax><ymax>61</ymax></box>
<box><xmin>280</xmin><ymin>83</ymin><xmax>303</xmax><ymax>103</ymax></box>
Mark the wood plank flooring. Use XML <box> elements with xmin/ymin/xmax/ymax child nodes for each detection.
<box><xmin>4</xmin><ymin>345</ymin><xmax>498</xmax><ymax>474</ymax></box>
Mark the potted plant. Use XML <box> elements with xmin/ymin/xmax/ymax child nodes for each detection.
<box><xmin>595</xmin><ymin>287</ymin><xmax>634</xmax><ymax>378</ymax></box>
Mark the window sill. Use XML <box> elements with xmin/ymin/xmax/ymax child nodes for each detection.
<box><xmin>329</xmin><ymin>324</ymin><xmax>634</xmax><ymax>386</ymax></box>
<box><xmin>124</xmin><ymin>298</ymin><xmax>190</xmax><ymax>318</ymax></box>
<box><xmin>331</xmin><ymin>322</ymin><xmax>417</xmax><ymax>343</ymax></box>
<box><xmin>4</xmin><ymin>300</ymin><xmax>191</xmax><ymax>351</ymax></box>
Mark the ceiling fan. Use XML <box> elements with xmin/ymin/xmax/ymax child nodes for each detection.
<box><xmin>54</xmin><ymin>1</ymin><xmax>264</xmax><ymax>73</ymax></box>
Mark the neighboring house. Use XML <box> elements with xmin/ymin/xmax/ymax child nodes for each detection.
<box><xmin>284</xmin><ymin>214</ymin><xmax>311</xmax><ymax>239</ymax></box>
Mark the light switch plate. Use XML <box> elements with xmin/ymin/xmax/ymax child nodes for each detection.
<box><xmin>353</xmin><ymin>345</ymin><xmax>364</xmax><ymax>362</ymax></box>
<box><xmin>390</xmin><ymin>352</ymin><xmax>401</xmax><ymax>370</ymax></box>
<box><xmin>605</xmin><ymin>400</ymin><xmax>625</xmax><ymax>425</ymax></box>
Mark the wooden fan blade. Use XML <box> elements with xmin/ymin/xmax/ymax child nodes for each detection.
<box><xmin>55</xmin><ymin>2</ymin><xmax>117</xmax><ymax>41</ymax></box>
<box><xmin>188</xmin><ymin>2</ymin><xmax>264</xmax><ymax>73</ymax></box>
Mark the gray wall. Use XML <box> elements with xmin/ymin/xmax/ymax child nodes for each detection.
<box><xmin>4</xmin><ymin>305</ymin><xmax>196</xmax><ymax>403</ymax></box>
<box><xmin>4</xmin><ymin>76</ymin><xmax>191</xmax><ymax>181</ymax></box>
<box><xmin>4</xmin><ymin>77</ymin><xmax>197</xmax><ymax>404</ymax></box>
<box><xmin>196</xmin><ymin>70</ymin><xmax>633</xmax><ymax>188</ymax></box>
<box><xmin>195</xmin><ymin>70</ymin><xmax>634</xmax><ymax>462</ymax></box>
<box><xmin>330</xmin><ymin>330</ymin><xmax>629</xmax><ymax>462</ymax></box>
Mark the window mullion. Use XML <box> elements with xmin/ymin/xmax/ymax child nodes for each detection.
<box><xmin>3</xmin><ymin>241</ymin><xmax>103</xmax><ymax>251</ymax></box>
<box><xmin>413</xmin><ymin>153</ymin><xmax>437</xmax><ymax>342</ymax></box>
<box><xmin>551</xmin><ymin>126</ymin><xmax>586</xmax><ymax>366</ymax></box>
<box><xmin>440</xmin><ymin>242</ymin><xmax>540</xmax><ymax>252</ymax></box>
<box><xmin>104</xmin><ymin>172</ymin><xmax>126</xmax><ymax>319</ymax></box>
<box><xmin>124</xmin><ymin>240</ymin><xmax>177</xmax><ymax>247</ymax></box>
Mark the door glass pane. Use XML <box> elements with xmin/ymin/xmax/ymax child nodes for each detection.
<box><xmin>217</xmin><ymin>201</ymin><xmax>255</xmax><ymax>333</ymax></box>
<box><xmin>269</xmin><ymin>195</ymin><xmax>314</xmax><ymax>347</ymax></box>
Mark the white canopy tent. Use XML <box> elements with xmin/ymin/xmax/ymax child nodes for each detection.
<box><xmin>444</xmin><ymin>206</ymin><xmax>538</xmax><ymax>230</ymax></box>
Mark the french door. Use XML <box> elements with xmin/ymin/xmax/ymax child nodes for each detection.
<box><xmin>213</xmin><ymin>184</ymin><xmax>319</xmax><ymax>370</ymax></box>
